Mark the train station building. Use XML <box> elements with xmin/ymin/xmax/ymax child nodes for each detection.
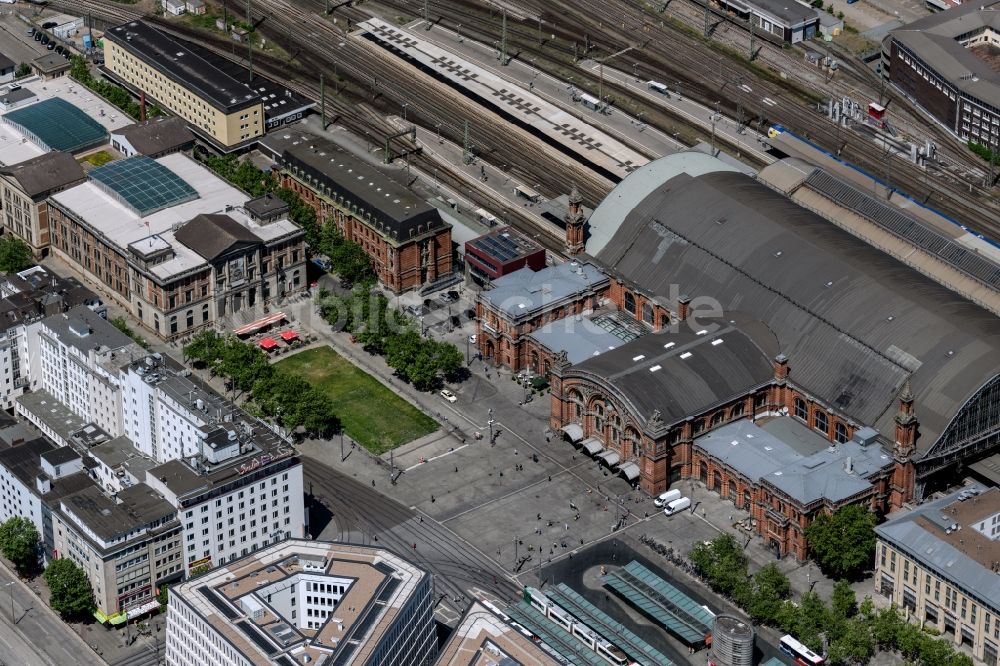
<box><xmin>476</xmin><ymin>151</ymin><xmax>1000</xmax><ymax>560</ymax></box>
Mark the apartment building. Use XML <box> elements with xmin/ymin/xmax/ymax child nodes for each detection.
<box><xmin>0</xmin><ymin>437</ymin><xmax>92</xmax><ymax>561</ymax></box>
<box><xmin>53</xmin><ymin>483</ymin><xmax>182</xmax><ymax>617</ymax></box>
<box><xmin>103</xmin><ymin>21</ymin><xmax>264</xmax><ymax>151</ymax></box>
<box><xmin>875</xmin><ymin>484</ymin><xmax>1000</xmax><ymax>665</ymax></box>
<box><xmin>0</xmin><ymin>266</ymin><xmax>105</xmax><ymax>410</ymax></box>
<box><xmin>36</xmin><ymin>306</ymin><xmax>144</xmax><ymax>436</ymax></box>
<box><xmin>0</xmin><ymin>152</ymin><xmax>85</xmax><ymax>256</ymax></box>
<box><xmin>261</xmin><ymin>131</ymin><xmax>453</xmax><ymax>293</ymax></box>
<box><xmin>166</xmin><ymin>540</ymin><xmax>436</xmax><ymax>666</ymax></box>
<box><xmin>47</xmin><ymin>153</ymin><xmax>307</xmax><ymax>340</ymax></box>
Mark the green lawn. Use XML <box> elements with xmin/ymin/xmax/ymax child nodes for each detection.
<box><xmin>276</xmin><ymin>346</ymin><xmax>437</xmax><ymax>454</ymax></box>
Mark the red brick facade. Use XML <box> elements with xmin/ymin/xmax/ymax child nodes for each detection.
<box><xmin>279</xmin><ymin>171</ymin><xmax>452</xmax><ymax>293</ymax></box>
<box><xmin>549</xmin><ymin>353</ymin><xmax>908</xmax><ymax>561</ymax></box>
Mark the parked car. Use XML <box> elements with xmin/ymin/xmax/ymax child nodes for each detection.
<box><xmin>468</xmin><ymin>334</ymin><xmax>477</xmax><ymax>344</ymax></box>
<box><xmin>439</xmin><ymin>292</ymin><xmax>457</xmax><ymax>303</ymax></box>
<box><xmin>55</xmin><ymin>45</ymin><xmax>64</xmax><ymax>54</ymax></box>
<box><xmin>26</xmin><ymin>27</ymin><xmax>34</xmax><ymax>36</ymax></box>
<box><xmin>41</xmin><ymin>21</ymin><xmax>57</xmax><ymax>29</ymax></box>
<box><xmin>440</xmin><ymin>389</ymin><xmax>457</xmax><ymax>403</ymax></box>
<box><xmin>46</xmin><ymin>43</ymin><xmax>55</xmax><ymax>50</ymax></box>
<box><xmin>40</xmin><ymin>35</ymin><xmax>49</xmax><ymax>45</ymax></box>
<box><xmin>33</xmin><ymin>32</ymin><xmax>41</xmax><ymax>41</ymax></box>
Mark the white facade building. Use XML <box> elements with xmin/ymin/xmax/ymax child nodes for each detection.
<box><xmin>35</xmin><ymin>306</ymin><xmax>141</xmax><ymax>437</ymax></box>
<box><xmin>166</xmin><ymin>540</ymin><xmax>436</xmax><ymax>666</ymax></box>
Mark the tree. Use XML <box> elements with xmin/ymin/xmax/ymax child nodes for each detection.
<box><xmin>70</xmin><ymin>55</ymin><xmax>92</xmax><ymax>84</ymax></box>
<box><xmin>183</xmin><ymin>330</ymin><xmax>227</xmax><ymax>367</ymax></box>
<box><xmin>0</xmin><ymin>236</ymin><xmax>33</xmax><ymax>274</ymax></box>
<box><xmin>44</xmin><ymin>559</ymin><xmax>94</xmax><ymax>619</ymax></box>
<box><xmin>745</xmin><ymin>563</ymin><xmax>789</xmax><ymax>624</ymax></box>
<box><xmin>157</xmin><ymin>584</ymin><xmax>169</xmax><ymax>613</ymax></box>
<box><xmin>826</xmin><ymin>618</ymin><xmax>874</xmax><ymax>666</ymax></box>
<box><xmin>0</xmin><ymin>517</ymin><xmax>39</xmax><ymax>573</ymax></box>
<box><xmin>110</xmin><ymin>316</ymin><xmax>150</xmax><ymax>350</ymax></box>
<box><xmin>688</xmin><ymin>534</ymin><xmax>750</xmax><ymax>601</ymax></box>
<box><xmin>804</xmin><ymin>504</ymin><xmax>876</xmax><ymax>580</ymax></box>
<box><xmin>14</xmin><ymin>63</ymin><xmax>30</xmax><ymax>78</ymax></box>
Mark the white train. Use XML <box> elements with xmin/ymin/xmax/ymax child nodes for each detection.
<box><xmin>524</xmin><ymin>587</ymin><xmax>636</xmax><ymax>666</ymax></box>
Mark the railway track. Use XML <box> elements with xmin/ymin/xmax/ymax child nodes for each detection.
<box><xmin>51</xmin><ymin>0</ymin><xmax>584</xmax><ymax>257</ymax></box>
<box><xmin>384</xmin><ymin>0</ymin><xmax>1000</xmax><ymax>234</ymax></box>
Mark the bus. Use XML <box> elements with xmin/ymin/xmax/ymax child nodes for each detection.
<box><xmin>779</xmin><ymin>635</ymin><xmax>825</xmax><ymax>666</ymax></box>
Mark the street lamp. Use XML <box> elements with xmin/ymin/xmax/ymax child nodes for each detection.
<box><xmin>4</xmin><ymin>581</ymin><xmax>14</xmax><ymax>624</ymax></box>
<box><xmin>488</xmin><ymin>408</ymin><xmax>495</xmax><ymax>445</ymax></box>
<box><xmin>402</xmin><ymin>102</ymin><xmax>409</xmax><ymax>121</ymax></box>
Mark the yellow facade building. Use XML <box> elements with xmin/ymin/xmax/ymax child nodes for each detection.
<box><xmin>103</xmin><ymin>21</ymin><xmax>263</xmax><ymax>151</ymax></box>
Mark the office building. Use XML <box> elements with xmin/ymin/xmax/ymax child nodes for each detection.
<box><xmin>166</xmin><ymin>540</ymin><xmax>436</xmax><ymax>666</ymax></box>
<box><xmin>464</xmin><ymin>226</ymin><xmax>546</xmax><ymax>284</ymax></box>
<box><xmin>47</xmin><ymin>153</ymin><xmax>306</xmax><ymax>339</ymax></box>
<box><xmin>435</xmin><ymin>601</ymin><xmax>563</xmax><ymax>666</ymax></box>
<box><xmin>103</xmin><ymin>21</ymin><xmax>264</xmax><ymax>151</ymax></box>
<box><xmin>885</xmin><ymin>2</ymin><xmax>1000</xmax><ymax>144</ymax></box>
<box><xmin>53</xmin><ymin>482</ymin><xmax>182</xmax><ymax>617</ymax></box>
<box><xmin>875</xmin><ymin>484</ymin><xmax>1000</xmax><ymax>664</ymax></box>
<box><xmin>0</xmin><ymin>152</ymin><xmax>86</xmax><ymax>255</ymax></box>
<box><xmin>261</xmin><ymin>131</ymin><xmax>453</xmax><ymax>293</ymax></box>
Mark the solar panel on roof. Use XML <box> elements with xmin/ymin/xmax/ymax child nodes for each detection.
<box><xmin>805</xmin><ymin>169</ymin><xmax>1000</xmax><ymax>289</ymax></box>
<box><xmin>3</xmin><ymin>97</ymin><xmax>108</xmax><ymax>153</ymax></box>
<box><xmin>375</xmin><ymin>576</ymin><xmax>400</xmax><ymax>603</ymax></box>
<box><xmin>89</xmin><ymin>155</ymin><xmax>198</xmax><ymax>217</ymax></box>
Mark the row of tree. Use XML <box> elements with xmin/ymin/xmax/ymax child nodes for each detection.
<box><xmin>196</xmin><ymin>152</ymin><xmax>374</xmax><ymax>285</ymax></box>
<box><xmin>183</xmin><ymin>331</ymin><xmax>339</xmax><ymax>436</ymax></box>
<box><xmin>688</xmin><ymin>534</ymin><xmax>972</xmax><ymax>666</ymax></box>
<box><xmin>0</xmin><ymin>517</ymin><xmax>94</xmax><ymax>620</ymax></box>
<box><xmin>315</xmin><ymin>286</ymin><xmax>464</xmax><ymax>390</ymax></box>
<box><xmin>69</xmin><ymin>56</ymin><xmax>162</xmax><ymax>121</ymax></box>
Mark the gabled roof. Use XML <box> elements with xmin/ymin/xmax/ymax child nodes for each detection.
<box><xmin>591</xmin><ymin>155</ymin><xmax>1000</xmax><ymax>456</ymax></box>
<box><xmin>0</xmin><ymin>151</ymin><xmax>85</xmax><ymax>198</ymax></box>
<box><xmin>174</xmin><ymin>213</ymin><xmax>261</xmax><ymax>261</ymax></box>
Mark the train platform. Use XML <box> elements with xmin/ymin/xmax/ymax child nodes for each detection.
<box><xmin>358</xmin><ymin>17</ymin><xmax>650</xmax><ymax>181</ymax></box>
<box><xmin>579</xmin><ymin>61</ymin><xmax>776</xmax><ymax>167</ymax></box>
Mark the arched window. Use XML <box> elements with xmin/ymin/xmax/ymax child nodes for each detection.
<box><xmin>694</xmin><ymin>418</ymin><xmax>706</xmax><ymax>434</ymax></box>
<box><xmin>624</xmin><ymin>291</ymin><xmax>636</xmax><ymax>316</ymax></box>
<box><xmin>642</xmin><ymin>303</ymin><xmax>654</xmax><ymax>325</ymax></box>
<box><xmin>754</xmin><ymin>393</ymin><xmax>767</xmax><ymax>409</ymax></box>
<box><xmin>660</xmin><ymin>313</ymin><xmax>670</xmax><ymax>329</ymax></box>
<box><xmin>668</xmin><ymin>429</ymin><xmax>681</xmax><ymax>445</ymax></box>
<box><xmin>631</xmin><ymin>440</ymin><xmax>642</xmax><ymax>458</ymax></box>
<box><xmin>794</xmin><ymin>397</ymin><xmax>808</xmax><ymax>421</ymax></box>
<box><xmin>730</xmin><ymin>402</ymin><xmax>745</xmax><ymax>418</ymax></box>
<box><xmin>711</xmin><ymin>411</ymin><xmax>725</xmax><ymax>426</ymax></box>
<box><xmin>814</xmin><ymin>410</ymin><xmax>829</xmax><ymax>434</ymax></box>
<box><xmin>835</xmin><ymin>422</ymin><xmax>849</xmax><ymax>444</ymax></box>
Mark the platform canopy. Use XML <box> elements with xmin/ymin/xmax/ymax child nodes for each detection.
<box><xmin>581</xmin><ymin>438</ymin><xmax>604</xmax><ymax>456</ymax></box>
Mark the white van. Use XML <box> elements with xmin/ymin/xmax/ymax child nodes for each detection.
<box><xmin>653</xmin><ymin>489</ymin><xmax>682</xmax><ymax>507</ymax></box>
<box><xmin>663</xmin><ymin>497</ymin><xmax>691</xmax><ymax>516</ymax></box>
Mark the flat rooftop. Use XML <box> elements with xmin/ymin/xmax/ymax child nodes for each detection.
<box><xmin>50</xmin><ymin>153</ymin><xmax>301</xmax><ymax>281</ymax></box>
<box><xmin>528</xmin><ymin>312</ymin><xmax>641</xmax><ymax>365</ymax></box>
<box><xmin>172</xmin><ymin>540</ymin><xmax>429</xmax><ymax>666</ymax></box>
<box><xmin>17</xmin><ymin>389</ymin><xmax>90</xmax><ymax>443</ymax></box>
<box><xmin>877</xmin><ymin>484</ymin><xmax>1000</xmax><ymax>607</ymax></box>
<box><xmin>59</xmin><ymin>483</ymin><xmax>176</xmax><ymax>546</ymax></box>
<box><xmin>467</xmin><ymin>227</ymin><xmax>544</xmax><ymax>264</ymax></box>
<box><xmin>88</xmin><ymin>435</ymin><xmax>157</xmax><ymax>480</ymax></box>
<box><xmin>105</xmin><ymin>21</ymin><xmax>260</xmax><ymax>113</ymax></box>
<box><xmin>435</xmin><ymin>601</ymin><xmax>564</xmax><ymax>666</ymax></box>
<box><xmin>480</xmin><ymin>261</ymin><xmax>608</xmax><ymax>318</ymax></box>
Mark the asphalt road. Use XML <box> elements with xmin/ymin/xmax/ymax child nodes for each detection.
<box><xmin>303</xmin><ymin>457</ymin><xmax>521</xmax><ymax>624</ymax></box>
<box><xmin>0</xmin><ymin>565</ymin><xmax>103</xmax><ymax>666</ymax></box>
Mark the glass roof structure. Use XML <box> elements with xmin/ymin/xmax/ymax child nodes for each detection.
<box><xmin>3</xmin><ymin>97</ymin><xmax>108</xmax><ymax>153</ymax></box>
<box><xmin>89</xmin><ymin>155</ymin><xmax>198</xmax><ymax>217</ymax></box>
<box><xmin>548</xmin><ymin>584</ymin><xmax>676</xmax><ymax>666</ymax></box>
<box><xmin>601</xmin><ymin>560</ymin><xmax>715</xmax><ymax>644</ymax></box>
<box><xmin>504</xmin><ymin>602</ymin><xmax>608</xmax><ymax>666</ymax></box>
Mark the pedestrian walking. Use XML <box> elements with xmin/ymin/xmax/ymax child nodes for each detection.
<box><xmin>455</xmin><ymin>466</ymin><xmax>459</xmax><ymax>473</ymax></box>
<box><xmin>371</xmin><ymin>479</ymin><xmax>375</xmax><ymax>487</ymax></box>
